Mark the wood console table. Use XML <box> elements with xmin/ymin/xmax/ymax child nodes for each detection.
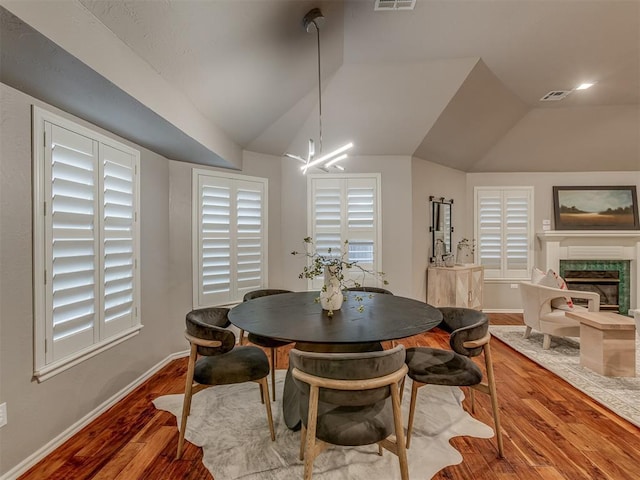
<box><xmin>427</xmin><ymin>265</ymin><xmax>484</xmax><ymax>310</ymax></box>
<box><xmin>566</xmin><ymin>311</ymin><xmax>636</xmax><ymax>377</ymax></box>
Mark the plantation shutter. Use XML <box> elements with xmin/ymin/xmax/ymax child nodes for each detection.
<box><xmin>235</xmin><ymin>180</ymin><xmax>265</xmax><ymax>298</ymax></box>
<box><xmin>475</xmin><ymin>187</ymin><xmax>533</xmax><ymax>279</ymax></box>
<box><xmin>194</xmin><ymin>171</ymin><xmax>267</xmax><ymax>307</ymax></box>
<box><xmin>308</xmin><ymin>175</ymin><xmax>381</xmax><ymax>289</ymax></box>
<box><xmin>101</xmin><ymin>145</ymin><xmax>138</xmax><ymax>338</ymax></box>
<box><xmin>46</xmin><ymin>123</ymin><xmax>100</xmax><ymax>362</ymax></box>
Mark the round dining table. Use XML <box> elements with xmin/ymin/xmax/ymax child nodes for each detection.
<box><xmin>228</xmin><ymin>290</ymin><xmax>443</xmax><ymax>429</ymax></box>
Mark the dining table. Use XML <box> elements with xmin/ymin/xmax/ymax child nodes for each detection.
<box><xmin>228</xmin><ymin>290</ymin><xmax>443</xmax><ymax>429</ymax></box>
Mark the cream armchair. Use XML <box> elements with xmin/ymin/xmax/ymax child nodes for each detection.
<box><xmin>519</xmin><ymin>282</ymin><xmax>600</xmax><ymax>349</ymax></box>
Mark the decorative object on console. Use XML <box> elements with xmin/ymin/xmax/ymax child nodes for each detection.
<box><xmin>292</xmin><ymin>237</ymin><xmax>387</xmax><ymax>316</ymax></box>
<box><xmin>553</xmin><ymin>185</ymin><xmax>640</xmax><ymax>230</ymax></box>
<box><xmin>455</xmin><ymin>237</ymin><xmax>475</xmax><ymax>265</ymax></box>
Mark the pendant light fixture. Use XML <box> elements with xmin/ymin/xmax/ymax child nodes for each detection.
<box><xmin>284</xmin><ymin>8</ymin><xmax>353</xmax><ymax>173</ymax></box>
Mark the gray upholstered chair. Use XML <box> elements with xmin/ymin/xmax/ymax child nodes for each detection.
<box><xmin>241</xmin><ymin>289</ymin><xmax>294</xmax><ymax>401</ymax></box>
<box><xmin>290</xmin><ymin>345</ymin><xmax>409</xmax><ymax>480</ymax></box>
<box><xmin>344</xmin><ymin>286</ymin><xmax>394</xmax><ymax>295</ymax></box>
<box><xmin>405</xmin><ymin>307</ymin><xmax>504</xmax><ymax>457</ymax></box>
<box><xmin>176</xmin><ymin>307</ymin><xmax>275</xmax><ymax>459</ymax></box>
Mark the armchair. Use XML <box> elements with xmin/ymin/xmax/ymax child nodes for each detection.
<box><xmin>519</xmin><ymin>282</ymin><xmax>600</xmax><ymax>349</ymax></box>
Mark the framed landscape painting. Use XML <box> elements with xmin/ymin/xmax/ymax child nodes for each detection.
<box><xmin>553</xmin><ymin>186</ymin><xmax>640</xmax><ymax>230</ymax></box>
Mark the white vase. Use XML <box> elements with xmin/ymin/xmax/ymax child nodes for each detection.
<box><xmin>320</xmin><ymin>265</ymin><xmax>344</xmax><ymax>311</ymax></box>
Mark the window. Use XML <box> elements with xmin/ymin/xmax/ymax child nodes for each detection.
<box><xmin>192</xmin><ymin>169</ymin><xmax>268</xmax><ymax>307</ymax></box>
<box><xmin>475</xmin><ymin>186</ymin><xmax>533</xmax><ymax>280</ymax></box>
<box><xmin>33</xmin><ymin>107</ymin><xmax>141</xmax><ymax>381</ymax></box>
<box><xmin>307</xmin><ymin>174</ymin><xmax>382</xmax><ymax>289</ymax></box>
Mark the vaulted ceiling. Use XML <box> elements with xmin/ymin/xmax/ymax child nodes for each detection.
<box><xmin>2</xmin><ymin>0</ymin><xmax>638</xmax><ymax>172</ymax></box>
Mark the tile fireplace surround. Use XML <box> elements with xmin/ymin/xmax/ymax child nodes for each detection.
<box><xmin>537</xmin><ymin>231</ymin><xmax>640</xmax><ymax>315</ymax></box>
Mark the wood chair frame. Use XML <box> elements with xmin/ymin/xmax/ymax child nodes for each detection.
<box><xmin>176</xmin><ymin>332</ymin><xmax>275</xmax><ymax>459</ymax></box>
<box><xmin>292</xmin><ymin>364</ymin><xmax>409</xmax><ymax>480</ymax></box>
<box><xmin>406</xmin><ymin>332</ymin><xmax>504</xmax><ymax>458</ymax></box>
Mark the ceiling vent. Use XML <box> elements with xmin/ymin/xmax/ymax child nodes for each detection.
<box><xmin>540</xmin><ymin>90</ymin><xmax>571</xmax><ymax>102</ymax></box>
<box><xmin>375</xmin><ymin>0</ymin><xmax>417</xmax><ymax>11</ymax></box>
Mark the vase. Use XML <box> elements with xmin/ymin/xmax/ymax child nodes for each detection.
<box><xmin>320</xmin><ymin>265</ymin><xmax>344</xmax><ymax>312</ymax></box>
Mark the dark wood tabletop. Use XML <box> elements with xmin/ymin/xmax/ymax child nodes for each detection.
<box><xmin>228</xmin><ymin>291</ymin><xmax>442</xmax><ymax>344</ymax></box>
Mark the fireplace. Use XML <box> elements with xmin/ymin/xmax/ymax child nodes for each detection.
<box><xmin>537</xmin><ymin>231</ymin><xmax>639</xmax><ymax>316</ymax></box>
<box><xmin>563</xmin><ymin>270</ymin><xmax>620</xmax><ymax>312</ymax></box>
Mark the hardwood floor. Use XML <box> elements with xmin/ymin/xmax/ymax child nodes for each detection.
<box><xmin>19</xmin><ymin>313</ymin><xmax>640</xmax><ymax>480</ymax></box>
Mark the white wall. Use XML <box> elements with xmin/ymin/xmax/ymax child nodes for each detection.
<box><xmin>467</xmin><ymin>171</ymin><xmax>640</xmax><ymax>310</ymax></box>
<box><xmin>0</xmin><ymin>83</ymin><xmax>176</xmax><ymax>476</ymax></box>
<box><xmin>411</xmin><ymin>158</ymin><xmax>467</xmax><ymax>301</ymax></box>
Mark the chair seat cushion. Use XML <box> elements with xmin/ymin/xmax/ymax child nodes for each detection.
<box><xmin>405</xmin><ymin>347</ymin><xmax>482</xmax><ymax>386</ymax></box>
<box><xmin>194</xmin><ymin>346</ymin><xmax>270</xmax><ymax>385</ymax></box>
<box><xmin>247</xmin><ymin>333</ymin><xmax>291</xmax><ymax>349</ymax></box>
<box><xmin>303</xmin><ymin>398</ymin><xmax>394</xmax><ymax>446</ymax></box>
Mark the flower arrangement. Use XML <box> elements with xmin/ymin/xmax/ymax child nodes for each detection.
<box><xmin>291</xmin><ymin>237</ymin><xmax>388</xmax><ymax>316</ymax></box>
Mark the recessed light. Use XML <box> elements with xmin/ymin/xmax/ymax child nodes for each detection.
<box><xmin>575</xmin><ymin>83</ymin><xmax>595</xmax><ymax>90</ymax></box>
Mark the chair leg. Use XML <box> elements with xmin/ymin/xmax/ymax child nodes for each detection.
<box><xmin>406</xmin><ymin>379</ymin><xmax>422</xmax><ymax>449</ymax></box>
<box><xmin>391</xmin><ymin>382</ymin><xmax>409</xmax><ymax>480</ymax></box>
<box><xmin>484</xmin><ymin>343</ymin><xmax>504</xmax><ymax>458</ymax></box>
<box><xmin>258</xmin><ymin>377</ymin><xmax>276</xmax><ymax>441</ymax></box>
<box><xmin>523</xmin><ymin>325</ymin><xmax>532</xmax><ymax>339</ymax></box>
<box><xmin>239</xmin><ymin>329</ymin><xmax>245</xmax><ymax>345</ymax></box>
<box><xmin>303</xmin><ymin>385</ymin><xmax>320</xmax><ymax>480</ymax></box>
<box><xmin>271</xmin><ymin>347</ymin><xmax>277</xmax><ymax>402</ymax></box>
<box><xmin>177</xmin><ymin>344</ymin><xmax>198</xmax><ymax>459</ymax></box>
<box><xmin>299</xmin><ymin>424</ymin><xmax>307</xmax><ymax>460</ymax></box>
<box><xmin>469</xmin><ymin>386</ymin><xmax>476</xmax><ymax>414</ymax></box>
<box><xmin>542</xmin><ymin>334</ymin><xmax>551</xmax><ymax>350</ymax></box>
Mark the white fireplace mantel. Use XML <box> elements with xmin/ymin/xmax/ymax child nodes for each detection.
<box><xmin>536</xmin><ymin>230</ymin><xmax>640</xmax><ymax>311</ymax></box>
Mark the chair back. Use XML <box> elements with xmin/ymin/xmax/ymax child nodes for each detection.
<box><xmin>289</xmin><ymin>345</ymin><xmax>406</xmax><ymax>406</ymax></box>
<box><xmin>438</xmin><ymin>307</ymin><xmax>489</xmax><ymax>357</ymax></box>
<box><xmin>186</xmin><ymin>307</ymin><xmax>235</xmax><ymax>356</ymax></box>
<box><xmin>519</xmin><ymin>281</ymin><xmax>548</xmax><ymax>330</ymax></box>
<box><xmin>243</xmin><ymin>289</ymin><xmax>292</xmax><ymax>301</ymax></box>
<box><xmin>344</xmin><ymin>286</ymin><xmax>394</xmax><ymax>295</ymax></box>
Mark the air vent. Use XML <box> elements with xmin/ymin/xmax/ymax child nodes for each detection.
<box><xmin>540</xmin><ymin>90</ymin><xmax>571</xmax><ymax>101</ymax></box>
<box><xmin>375</xmin><ymin>0</ymin><xmax>417</xmax><ymax>11</ymax></box>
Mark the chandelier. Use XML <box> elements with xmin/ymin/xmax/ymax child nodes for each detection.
<box><xmin>284</xmin><ymin>8</ymin><xmax>353</xmax><ymax>173</ymax></box>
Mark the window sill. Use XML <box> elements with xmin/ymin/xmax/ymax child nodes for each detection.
<box><xmin>34</xmin><ymin>325</ymin><xmax>143</xmax><ymax>382</ymax></box>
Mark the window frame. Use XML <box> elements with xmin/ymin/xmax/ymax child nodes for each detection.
<box><xmin>32</xmin><ymin>106</ymin><xmax>142</xmax><ymax>382</ymax></box>
<box><xmin>192</xmin><ymin>168</ymin><xmax>269</xmax><ymax>308</ymax></box>
<box><xmin>306</xmin><ymin>173</ymin><xmax>382</xmax><ymax>290</ymax></box>
<box><xmin>474</xmin><ymin>186</ymin><xmax>534</xmax><ymax>281</ymax></box>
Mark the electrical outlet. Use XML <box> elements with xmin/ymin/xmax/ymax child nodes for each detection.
<box><xmin>510</xmin><ymin>284</ymin><xmax>519</xmax><ymax>289</ymax></box>
<box><xmin>0</xmin><ymin>402</ymin><xmax>7</xmax><ymax>428</ymax></box>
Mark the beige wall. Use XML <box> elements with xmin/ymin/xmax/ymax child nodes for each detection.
<box><xmin>467</xmin><ymin>171</ymin><xmax>640</xmax><ymax>311</ymax></box>
<box><xmin>411</xmin><ymin>158</ymin><xmax>467</xmax><ymax>301</ymax></box>
<box><xmin>0</xmin><ymin>84</ymin><xmax>177</xmax><ymax>475</ymax></box>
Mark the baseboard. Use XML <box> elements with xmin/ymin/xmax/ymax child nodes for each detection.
<box><xmin>483</xmin><ymin>308</ymin><xmax>523</xmax><ymax>314</ymax></box>
<box><xmin>1</xmin><ymin>349</ymin><xmax>189</xmax><ymax>480</ymax></box>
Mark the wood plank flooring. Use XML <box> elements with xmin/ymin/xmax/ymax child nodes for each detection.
<box><xmin>19</xmin><ymin>314</ymin><xmax>640</xmax><ymax>479</ymax></box>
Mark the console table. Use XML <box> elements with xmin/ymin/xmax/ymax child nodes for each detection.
<box><xmin>427</xmin><ymin>265</ymin><xmax>484</xmax><ymax>310</ymax></box>
<box><xmin>566</xmin><ymin>311</ymin><xmax>636</xmax><ymax>377</ymax></box>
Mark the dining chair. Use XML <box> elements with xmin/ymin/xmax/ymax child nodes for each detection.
<box><xmin>290</xmin><ymin>345</ymin><xmax>409</xmax><ymax>480</ymax></box>
<box><xmin>176</xmin><ymin>307</ymin><xmax>275</xmax><ymax>459</ymax></box>
<box><xmin>404</xmin><ymin>307</ymin><xmax>504</xmax><ymax>457</ymax></box>
<box><xmin>241</xmin><ymin>289</ymin><xmax>293</xmax><ymax>401</ymax></box>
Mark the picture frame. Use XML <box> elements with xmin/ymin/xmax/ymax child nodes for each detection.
<box><xmin>553</xmin><ymin>186</ymin><xmax>640</xmax><ymax>230</ymax></box>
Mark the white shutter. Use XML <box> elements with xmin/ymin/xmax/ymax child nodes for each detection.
<box><xmin>198</xmin><ymin>177</ymin><xmax>232</xmax><ymax>306</ymax></box>
<box><xmin>475</xmin><ymin>187</ymin><xmax>533</xmax><ymax>279</ymax></box>
<box><xmin>236</xmin><ymin>180</ymin><xmax>265</xmax><ymax>297</ymax></box>
<box><xmin>308</xmin><ymin>174</ymin><xmax>381</xmax><ymax>289</ymax></box>
<box><xmin>101</xmin><ymin>144</ymin><xmax>137</xmax><ymax>338</ymax></box>
<box><xmin>193</xmin><ymin>171</ymin><xmax>268</xmax><ymax>307</ymax></box>
<box><xmin>46</xmin><ymin>123</ymin><xmax>99</xmax><ymax>362</ymax></box>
